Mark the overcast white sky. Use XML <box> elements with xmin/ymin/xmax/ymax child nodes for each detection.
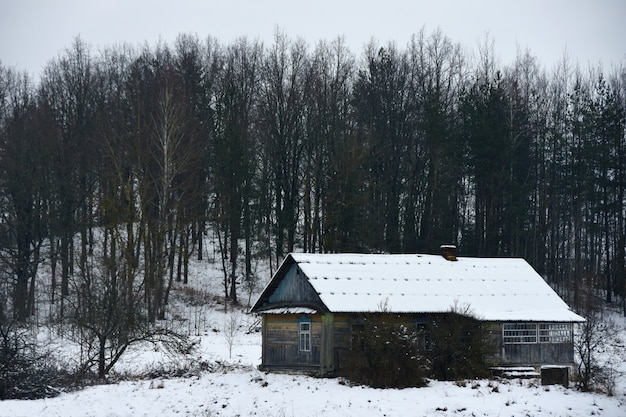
<box><xmin>1</xmin><ymin>0</ymin><xmax>624</xmax><ymax>80</ymax></box>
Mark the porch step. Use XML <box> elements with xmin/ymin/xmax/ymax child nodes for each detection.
<box><xmin>491</xmin><ymin>366</ymin><xmax>540</xmax><ymax>379</ymax></box>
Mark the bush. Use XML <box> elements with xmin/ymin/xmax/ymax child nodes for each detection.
<box><xmin>342</xmin><ymin>314</ymin><xmax>428</xmax><ymax>388</ymax></box>
<box><xmin>0</xmin><ymin>321</ymin><xmax>66</xmax><ymax>400</ymax></box>
<box><xmin>575</xmin><ymin>309</ymin><xmax>620</xmax><ymax>394</ymax></box>
<box><xmin>429</xmin><ymin>313</ymin><xmax>494</xmax><ymax>381</ymax></box>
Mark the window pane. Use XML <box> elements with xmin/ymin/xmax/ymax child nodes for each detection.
<box><xmin>299</xmin><ymin>322</ymin><xmax>311</xmax><ymax>351</ymax></box>
<box><xmin>503</xmin><ymin>323</ymin><xmax>537</xmax><ymax>344</ymax></box>
<box><xmin>539</xmin><ymin>323</ymin><xmax>571</xmax><ymax>343</ymax></box>
<box><xmin>415</xmin><ymin>323</ymin><xmax>432</xmax><ymax>351</ymax></box>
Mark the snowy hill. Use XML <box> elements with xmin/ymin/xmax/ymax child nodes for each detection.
<box><xmin>0</xmin><ymin>251</ymin><xmax>624</xmax><ymax>417</ymax></box>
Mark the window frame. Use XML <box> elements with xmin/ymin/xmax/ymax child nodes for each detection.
<box><xmin>502</xmin><ymin>322</ymin><xmax>573</xmax><ymax>345</ymax></box>
<box><xmin>298</xmin><ymin>318</ymin><xmax>312</xmax><ymax>352</ymax></box>
<box><xmin>503</xmin><ymin>323</ymin><xmax>538</xmax><ymax>344</ymax></box>
<box><xmin>539</xmin><ymin>323</ymin><xmax>572</xmax><ymax>343</ymax></box>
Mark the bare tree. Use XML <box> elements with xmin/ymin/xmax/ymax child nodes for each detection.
<box><xmin>0</xmin><ymin>66</ymin><xmax>51</xmax><ymax>321</ymax></box>
<box><xmin>258</xmin><ymin>30</ymin><xmax>310</xmax><ymax>263</ymax></box>
<box><xmin>39</xmin><ymin>37</ymin><xmax>102</xmax><ymax>315</ymax></box>
<box><xmin>222</xmin><ymin>308</ymin><xmax>243</xmax><ymax>359</ymax></box>
<box><xmin>212</xmin><ymin>37</ymin><xmax>262</xmax><ymax>304</ymax></box>
<box><xmin>305</xmin><ymin>37</ymin><xmax>356</xmax><ymax>253</ymax></box>
<box><xmin>68</xmin><ymin>235</ymin><xmax>192</xmax><ymax>379</ymax></box>
<box><xmin>575</xmin><ymin>304</ymin><xmax>620</xmax><ymax>393</ymax></box>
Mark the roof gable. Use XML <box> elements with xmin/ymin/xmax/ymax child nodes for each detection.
<box><xmin>252</xmin><ymin>255</ymin><xmax>327</xmax><ymax>313</ymax></box>
<box><xmin>252</xmin><ymin>253</ymin><xmax>584</xmax><ymax>322</ymax></box>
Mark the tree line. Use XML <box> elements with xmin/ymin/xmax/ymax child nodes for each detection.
<box><xmin>1</xmin><ymin>29</ymin><xmax>625</xmax><ymax>328</ymax></box>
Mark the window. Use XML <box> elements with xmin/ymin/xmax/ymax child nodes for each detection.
<box><xmin>350</xmin><ymin>323</ymin><xmax>366</xmax><ymax>350</ymax></box>
<box><xmin>415</xmin><ymin>323</ymin><xmax>432</xmax><ymax>351</ymax></box>
<box><xmin>299</xmin><ymin>321</ymin><xmax>311</xmax><ymax>352</ymax></box>
<box><xmin>503</xmin><ymin>323</ymin><xmax>538</xmax><ymax>344</ymax></box>
<box><xmin>503</xmin><ymin>323</ymin><xmax>573</xmax><ymax>344</ymax></box>
<box><xmin>539</xmin><ymin>323</ymin><xmax>572</xmax><ymax>343</ymax></box>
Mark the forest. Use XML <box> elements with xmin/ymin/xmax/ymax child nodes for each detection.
<box><xmin>0</xmin><ymin>27</ymin><xmax>625</xmax><ymax>335</ymax></box>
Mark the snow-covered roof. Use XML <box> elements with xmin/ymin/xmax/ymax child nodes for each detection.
<box><xmin>256</xmin><ymin>253</ymin><xmax>584</xmax><ymax>322</ymax></box>
<box><xmin>260</xmin><ymin>307</ymin><xmax>318</xmax><ymax>315</ymax></box>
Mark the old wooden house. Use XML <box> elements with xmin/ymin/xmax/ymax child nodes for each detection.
<box><xmin>250</xmin><ymin>250</ymin><xmax>585</xmax><ymax>376</ymax></box>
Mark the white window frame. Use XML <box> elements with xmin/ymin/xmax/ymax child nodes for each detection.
<box><xmin>503</xmin><ymin>323</ymin><xmax>537</xmax><ymax>344</ymax></box>
<box><xmin>539</xmin><ymin>323</ymin><xmax>572</xmax><ymax>343</ymax></box>
<box><xmin>503</xmin><ymin>323</ymin><xmax>573</xmax><ymax>344</ymax></box>
<box><xmin>299</xmin><ymin>321</ymin><xmax>311</xmax><ymax>352</ymax></box>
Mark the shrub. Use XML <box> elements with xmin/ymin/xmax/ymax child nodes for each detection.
<box><xmin>575</xmin><ymin>309</ymin><xmax>620</xmax><ymax>394</ymax></box>
<box><xmin>342</xmin><ymin>314</ymin><xmax>428</xmax><ymax>388</ymax></box>
<box><xmin>0</xmin><ymin>321</ymin><xmax>65</xmax><ymax>400</ymax></box>
<box><xmin>428</xmin><ymin>312</ymin><xmax>494</xmax><ymax>381</ymax></box>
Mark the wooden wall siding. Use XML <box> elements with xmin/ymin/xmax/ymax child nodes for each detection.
<box><xmin>485</xmin><ymin>322</ymin><xmax>574</xmax><ymax>365</ymax></box>
<box><xmin>268</xmin><ymin>265</ymin><xmax>323</xmax><ymax>305</ymax></box>
<box><xmin>501</xmin><ymin>343</ymin><xmax>574</xmax><ymax>365</ymax></box>
<box><xmin>331</xmin><ymin>314</ymin><xmax>359</xmax><ymax>374</ymax></box>
<box><xmin>258</xmin><ymin>313</ymin><xmax>577</xmax><ymax>375</ymax></box>
<box><xmin>328</xmin><ymin>315</ymin><xmax>576</xmax><ymax>369</ymax></box>
<box><xmin>321</xmin><ymin>314</ymin><xmax>335</xmax><ymax>374</ymax></box>
<box><xmin>261</xmin><ymin>314</ymin><xmax>322</xmax><ymax>370</ymax></box>
<box><xmin>329</xmin><ymin>313</ymin><xmax>425</xmax><ymax>374</ymax></box>
<box><xmin>331</xmin><ymin>314</ymin><xmax>353</xmax><ymax>351</ymax></box>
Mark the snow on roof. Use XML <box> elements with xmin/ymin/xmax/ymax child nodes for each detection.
<box><xmin>260</xmin><ymin>307</ymin><xmax>318</xmax><ymax>315</ymax></box>
<box><xmin>288</xmin><ymin>253</ymin><xmax>584</xmax><ymax>322</ymax></box>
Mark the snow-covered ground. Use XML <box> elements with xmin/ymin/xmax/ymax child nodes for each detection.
<box><xmin>2</xmin><ymin>319</ymin><xmax>625</xmax><ymax>417</ymax></box>
<box><xmin>1</xmin><ymin>251</ymin><xmax>625</xmax><ymax>417</ymax></box>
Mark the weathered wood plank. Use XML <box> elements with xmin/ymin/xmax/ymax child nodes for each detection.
<box><xmin>260</xmin><ymin>313</ymin><xmax>576</xmax><ymax>375</ymax></box>
<box><xmin>262</xmin><ymin>314</ymin><xmax>322</xmax><ymax>369</ymax></box>
<box><xmin>268</xmin><ymin>265</ymin><xmax>322</xmax><ymax>305</ymax></box>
